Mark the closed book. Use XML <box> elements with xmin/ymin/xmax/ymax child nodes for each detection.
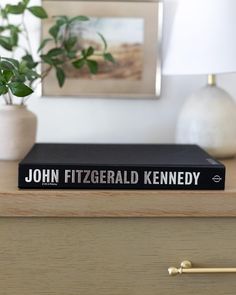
<box><xmin>18</xmin><ymin>143</ymin><xmax>225</xmax><ymax>190</ymax></box>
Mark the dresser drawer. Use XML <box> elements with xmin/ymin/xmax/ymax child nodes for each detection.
<box><xmin>1</xmin><ymin>218</ymin><xmax>236</xmax><ymax>295</ymax></box>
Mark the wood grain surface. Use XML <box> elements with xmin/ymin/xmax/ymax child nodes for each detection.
<box><xmin>1</xmin><ymin>217</ymin><xmax>236</xmax><ymax>295</ymax></box>
<box><xmin>0</xmin><ymin>159</ymin><xmax>235</xmax><ymax>217</ymax></box>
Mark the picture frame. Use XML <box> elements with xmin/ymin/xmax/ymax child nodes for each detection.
<box><xmin>42</xmin><ymin>0</ymin><xmax>163</xmax><ymax>98</ymax></box>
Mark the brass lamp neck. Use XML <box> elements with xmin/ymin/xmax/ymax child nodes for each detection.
<box><xmin>208</xmin><ymin>74</ymin><xmax>217</xmax><ymax>86</ymax></box>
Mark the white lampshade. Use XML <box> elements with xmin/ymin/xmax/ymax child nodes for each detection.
<box><xmin>162</xmin><ymin>0</ymin><xmax>236</xmax><ymax>75</ymax></box>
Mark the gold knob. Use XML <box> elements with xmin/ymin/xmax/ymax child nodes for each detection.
<box><xmin>168</xmin><ymin>267</ymin><xmax>180</xmax><ymax>276</ymax></box>
<box><xmin>168</xmin><ymin>260</ymin><xmax>236</xmax><ymax>276</ymax></box>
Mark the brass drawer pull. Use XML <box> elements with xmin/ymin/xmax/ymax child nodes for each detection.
<box><xmin>168</xmin><ymin>260</ymin><xmax>236</xmax><ymax>276</ymax></box>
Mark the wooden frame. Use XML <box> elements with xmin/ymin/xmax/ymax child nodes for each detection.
<box><xmin>42</xmin><ymin>0</ymin><xmax>163</xmax><ymax>98</ymax></box>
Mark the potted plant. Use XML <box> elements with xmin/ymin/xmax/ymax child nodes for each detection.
<box><xmin>0</xmin><ymin>57</ymin><xmax>37</xmax><ymax>160</ymax></box>
<box><xmin>0</xmin><ymin>0</ymin><xmax>114</xmax><ymax>160</ymax></box>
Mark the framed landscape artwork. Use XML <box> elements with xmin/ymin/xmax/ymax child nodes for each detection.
<box><xmin>42</xmin><ymin>0</ymin><xmax>163</xmax><ymax>98</ymax></box>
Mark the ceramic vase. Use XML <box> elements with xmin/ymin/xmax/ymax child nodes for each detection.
<box><xmin>0</xmin><ymin>104</ymin><xmax>37</xmax><ymax>160</ymax></box>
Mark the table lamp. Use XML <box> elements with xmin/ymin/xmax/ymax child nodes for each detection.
<box><xmin>162</xmin><ymin>0</ymin><xmax>236</xmax><ymax>158</ymax></box>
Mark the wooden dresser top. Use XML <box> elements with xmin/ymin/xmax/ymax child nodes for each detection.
<box><xmin>0</xmin><ymin>159</ymin><xmax>235</xmax><ymax>217</ymax></box>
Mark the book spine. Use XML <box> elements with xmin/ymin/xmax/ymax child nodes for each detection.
<box><xmin>18</xmin><ymin>164</ymin><xmax>225</xmax><ymax>190</ymax></box>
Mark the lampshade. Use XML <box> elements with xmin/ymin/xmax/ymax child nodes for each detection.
<box><xmin>162</xmin><ymin>0</ymin><xmax>236</xmax><ymax>75</ymax></box>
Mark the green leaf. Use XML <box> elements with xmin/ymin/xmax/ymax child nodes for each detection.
<box><xmin>10</xmin><ymin>28</ymin><xmax>18</xmax><ymax>47</ymax></box>
<box><xmin>103</xmin><ymin>52</ymin><xmax>115</xmax><ymax>63</ymax></box>
<box><xmin>11</xmin><ymin>74</ymin><xmax>26</xmax><ymax>83</ymax></box>
<box><xmin>22</xmin><ymin>54</ymin><xmax>38</xmax><ymax>69</ymax></box>
<box><xmin>49</xmin><ymin>25</ymin><xmax>60</xmax><ymax>40</ymax></box>
<box><xmin>27</xmin><ymin>6</ymin><xmax>48</xmax><ymax>19</ymax></box>
<box><xmin>40</xmin><ymin>54</ymin><xmax>54</xmax><ymax>65</ymax></box>
<box><xmin>47</xmin><ymin>47</ymin><xmax>64</xmax><ymax>57</ymax></box>
<box><xmin>41</xmin><ymin>54</ymin><xmax>63</xmax><ymax>66</ymax></box>
<box><xmin>97</xmin><ymin>32</ymin><xmax>107</xmax><ymax>52</ymax></box>
<box><xmin>7</xmin><ymin>24</ymin><xmax>21</xmax><ymax>32</ymax></box>
<box><xmin>55</xmin><ymin>16</ymin><xmax>68</xmax><ymax>26</ymax></box>
<box><xmin>6</xmin><ymin>3</ymin><xmax>25</xmax><ymax>14</ymax></box>
<box><xmin>64</xmin><ymin>36</ymin><xmax>77</xmax><ymax>51</ymax></box>
<box><xmin>0</xmin><ymin>84</ymin><xmax>8</xmax><ymax>95</ymax></box>
<box><xmin>81</xmin><ymin>47</ymin><xmax>95</xmax><ymax>58</ymax></box>
<box><xmin>67</xmin><ymin>50</ymin><xmax>77</xmax><ymax>59</ymax></box>
<box><xmin>26</xmin><ymin>69</ymin><xmax>40</xmax><ymax>79</ymax></box>
<box><xmin>18</xmin><ymin>60</ymin><xmax>28</xmax><ymax>74</ymax></box>
<box><xmin>72</xmin><ymin>58</ymin><xmax>85</xmax><ymax>69</ymax></box>
<box><xmin>0</xmin><ymin>25</ymin><xmax>20</xmax><ymax>48</ymax></box>
<box><xmin>0</xmin><ymin>36</ymin><xmax>13</xmax><ymax>51</ymax></box>
<box><xmin>38</xmin><ymin>38</ymin><xmax>52</xmax><ymax>52</ymax></box>
<box><xmin>0</xmin><ymin>60</ymin><xmax>15</xmax><ymax>71</ymax></box>
<box><xmin>56</xmin><ymin>67</ymin><xmax>65</xmax><ymax>87</ymax></box>
<box><xmin>22</xmin><ymin>0</ymin><xmax>30</xmax><ymax>6</ymax></box>
<box><xmin>0</xmin><ymin>26</ymin><xmax>5</xmax><ymax>33</ymax></box>
<box><xmin>2</xmin><ymin>70</ymin><xmax>13</xmax><ymax>82</ymax></box>
<box><xmin>0</xmin><ymin>9</ymin><xmax>8</xmax><ymax>19</ymax></box>
<box><xmin>69</xmin><ymin>15</ymin><xmax>89</xmax><ymax>24</ymax></box>
<box><xmin>86</xmin><ymin>60</ymin><xmax>98</xmax><ymax>74</ymax></box>
<box><xmin>52</xmin><ymin>58</ymin><xmax>64</xmax><ymax>66</ymax></box>
<box><xmin>1</xmin><ymin>57</ymin><xmax>19</xmax><ymax>68</ymax></box>
<box><xmin>8</xmin><ymin>82</ymin><xmax>33</xmax><ymax>97</ymax></box>
<box><xmin>86</xmin><ymin>46</ymin><xmax>94</xmax><ymax>57</ymax></box>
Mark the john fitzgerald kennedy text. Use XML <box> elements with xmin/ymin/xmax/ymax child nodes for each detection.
<box><xmin>24</xmin><ymin>168</ymin><xmax>201</xmax><ymax>186</ymax></box>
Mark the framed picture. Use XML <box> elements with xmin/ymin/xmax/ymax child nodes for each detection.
<box><xmin>42</xmin><ymin>0</ymin><xmax>163</xmax><ymax>98</ymax></box>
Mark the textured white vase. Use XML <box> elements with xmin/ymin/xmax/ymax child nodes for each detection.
<box><xmin>176</xmin><ymin>85</ymin><xmax>236</xmax><ymax>158</ymax></box>
<box><xmin>0</xmin><ymin>105</ymin><xmax>37</xmax><ymax>160</ymax></box>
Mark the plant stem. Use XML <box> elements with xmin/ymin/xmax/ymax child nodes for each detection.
<box><xmin>20</xmin><ymin>97</ymin><xmax>25</xmax><ymax>105</ymax></box>
<box><xmin>23</xmin><ymin>65</ymin><xmax>53</xmax><ymax>104</ymax></box>
<box><xmin>2</xmin><ymin>94</ymin><xmax>9</xmax><ymax>105</ymax></box>
<box><xmin>7</xmin><ymin>92</ymin><xmax>13</xmax><ymax>105</ymax></box>
<box><xmin>22</xmin><ymin>14</ymin><xmax>33</xmax><ymax>56</ymax></box>
<box><xmin>31</xmin><ymin>65</ymin><xmax>52</xmax><ymax>91</ymax></box>
<box><xmin>41</xmin><ymin>66</ymin><xmax>53</xmax><ymax>80</ymax></box>
<box><xmin>0</xmin><ymin>6</ymin><xmax>4</xmax><ymax>27</ymax></box>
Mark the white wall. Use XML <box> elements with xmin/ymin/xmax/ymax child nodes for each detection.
<box><xmin>28</xmin><ymin>74</ymin><xmax>235</xmax><ymax>143</ymax></box>
<box><xmin>28</xmin><ymin>75</ymin><xmax>205</xmax><ymax>143</ymax></box>
<box><xmin>1</xmin><ymin>0</ymin><xmax>236</xmax><ymax>143</ymax></box>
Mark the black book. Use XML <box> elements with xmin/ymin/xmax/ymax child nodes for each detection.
<box><xmin>18</xmin><ymin>143</ymin><xmax>225</xmax><ymax>190</ymax></box>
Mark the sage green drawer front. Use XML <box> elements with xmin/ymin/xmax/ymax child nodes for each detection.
<box><xmin>1</xmin><ymin>218</ymin><xmax>236</xmax><ymax>295</ymax></box>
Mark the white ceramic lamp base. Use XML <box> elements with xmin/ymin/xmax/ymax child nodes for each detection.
<box><xmin>176</xmin><ymin>84</ymin><xmax>236</xmax><ymax>159</ymax></box>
